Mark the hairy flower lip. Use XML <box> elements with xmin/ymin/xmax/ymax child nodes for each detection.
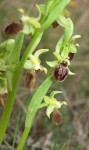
<box><xmin>5</xmin><ymin>22</ymin><xmax>23</xmax><ymax>36</ymax></box>
<box><xmin>52</xmin><ymin>108</ymin><xmax>63</xmax><ymax>125</ymax></box>
<box><xmin>68</xmin><ymin>52</ymin><xmax>74</xmax><ymax>61</ymax></box>
<box><xmin>53</xmin><ymin>63</ymin><xmax>68</xmax><ymax>81</ymax></box>
<box><xmin>24</xmin><ymin>69</ymin><xmax>36</xmax><ymax>91</ymax></box>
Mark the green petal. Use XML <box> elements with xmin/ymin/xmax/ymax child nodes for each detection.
<box><xmin>46</xmin><ymin>105</ymin><xmax>55</xmax><ymax>118</ymax></box>
<box><xmin>34</xmin><ymin>49</ymin><xmax>49</xmax><ymax>59</ymax></box>
<box><xmin>50</xmin><ymin>91</ymin><xmax>62</xmax><ymax>98</ymax></box>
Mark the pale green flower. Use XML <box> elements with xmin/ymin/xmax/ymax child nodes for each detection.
<box><xmin>24</xmin><ymin>49</ymin><xmax>49</xmax><ymax>74</ymax></box>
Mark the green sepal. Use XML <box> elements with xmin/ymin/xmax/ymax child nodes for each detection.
<box><xmin>46</xmin><ymin>105</ymin><xmax>54</xmax><ymax>118</ymax></box>
<box><xmin>45</xmin><ymin>0</ymin><xmax>54</xmax><ymax>16</ymax></box>
<box><xmin>69</xmin><ymin>44</ymin><xmax>77</xmax><ymax>53</ymax></box>
<box><xmin>36</xmin><ymin>4</ymin><xmax>45</xmax><ymax>21</ymax></box>
<box><xmin>68</xmin><ymin>69</ymin><xmax>75</xmax><ymax>75</ymax></box>
<box><xmin>50</xmin><ymin>91</ymin><xmax>62</xmax><ymax>98</ymax></box>
<box><xmin>63</xmin><ymin>18</ymin><xmax>74</xmax><ymax>45</ymax></box>
<box><xmin>22</xmin><ymin>24</ymin><xmax>34</xmax><ymax>35</ymax></box>
<box><xmin>46</xmin><ymin>60</ymin><xmax>58</xmax><ymax>67</ymax></box>
<box><xmin>57</xmin><ymin>15</ymin><xmax>67</xmax><ymax>28</ymax></box>
<box><xmin>55</xmin><ymin>36</ymin><xmax>64</xmax><ymax>54</ymax></box>
<box><xmin>61</xmin><ymin>46</ymin><xmax>69</xmax><ymax>58</ymax></box>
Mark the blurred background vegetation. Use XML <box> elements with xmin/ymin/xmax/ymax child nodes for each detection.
<box><xmin>0</xmin><ymin>0</ymin><xmax>89</xmax><ymax>150</ymax></box>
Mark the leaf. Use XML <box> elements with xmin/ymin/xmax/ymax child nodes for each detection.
<box><xmin>25</xmin><ymin>75</ymin><xmax>53</xmax><ymax>127</ymax></box>
<box><xmin>60</xmin><ymin>141</ymin><xmax>68</xmax><ymax>150</ymax></box>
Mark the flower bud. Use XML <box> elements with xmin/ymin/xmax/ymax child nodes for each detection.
<box><xmin>53</xmin><ymin>63</ymin><xmax>68</xmax><ymax>81</ymax></box>
<box><xmin>5</xmin><ymin>22</ymin><xmax>23</xmax><ymax>36</ymax></box>
<box><xmin>52</xmin><ymin>108</ymin><xmax>63</xmax><ymax>125</ymax></box>
<box><xmin>24</xmin><ymin>70</ymin><xmax>36</xmax><ymax>91</ymax></box>
<box><xmin>68</xmin><ymin>52</ymin><xmax>74</xmax><ymax>61</ymax></box>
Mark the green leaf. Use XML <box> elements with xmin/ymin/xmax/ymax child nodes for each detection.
<box><xmin>60</xmin><ymin>141</ymin><xmax>68</xmax><ymax>150</ymax></box>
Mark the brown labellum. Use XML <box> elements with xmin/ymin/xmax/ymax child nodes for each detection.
<box><xmin>53</xmin><ymin>63</ymin><xmax>68</xmax><ymax>81</ymax></box>
<box><xmin>68</xmin><ymin>52</ymin><xmax>74</xmax><ymax>61</ymax></box>
<box><xmin>0</xmin><ymin>93</ymin><xmax>8</xmax><ymax>107</ymax></box>
<box><xmin>52</xmin><ymin>21</ymin><xmax>59</xmax><ymax>28</ymax></box>
<box><xmin>24</xmin><ymin>69</ymin><xmax>36</xmax><ymax>91</ymax></box>
<box><xmin>5</xmin><ymin>22</ymin><xmax>23</xmax><ymax>36</ymax></box>
<box><xmin>52</xmin><ymin>108</ymin><xmax>63</xmax><ymax>125</ymax></box>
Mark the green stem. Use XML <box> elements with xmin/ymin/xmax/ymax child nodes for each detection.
<box><xmin>17</xmin><ymin>128</ymin><xmax>30</xmax><ymax>150</ymax></box>
<box><xmin>17</xmin><ymin>76</ymin><xmax>53</xmax><ymax>150</ymax></box>
<box><xmin>0</xmin><ymin>31</ymin><xmax>42</xmax><ymax>144</ymax></box>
